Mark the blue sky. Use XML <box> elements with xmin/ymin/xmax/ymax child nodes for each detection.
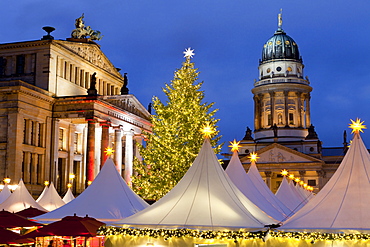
<box><xmin>2</xmin><ymin>1</ymin><xmax>370</xmax><ymax>153</ymax></box>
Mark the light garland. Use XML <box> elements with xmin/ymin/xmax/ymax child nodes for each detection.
<box><xmin>98</xmin><ymin>227</ymin><xmax>266</xmax><ymax>241</ymax></box>
<box><xmin>270</xmin><ymin>231</ymin><xmax>370</xmax><ymax>241</ymax></box>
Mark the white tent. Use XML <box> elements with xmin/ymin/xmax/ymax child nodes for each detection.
<box><xmin>0</xmin><ymin>179</ymin><xmax>47</xmax><ymax>213</ymax></box>
<box><xmin>37</xmin><ymin>182</ymin><xmax>65</xmax><ymax>211</ymax></box>
<box><xmin>0</xmin><ymin>184</ymin><xmax>11</xmax><ymax>204</ymax></box>
<box><xmin>62</xmin><ymin>187</ymin><xmax>75</xmax><ymax>203</ymax></box>
<box><xmin>34</xmin><ymin>158</ymin><xmax>148</xmax><ymax>223</ymax></box>
<box><xmin>36</xmin><ymin>184</ymin><xmax>48</xmax><ymax>202</ymax></box>
<box><xmin>113</xmin><ymin>138</ymin><xmax>276</xmax><ymax>231</ymax></box>
<box><xmin>226</xmin><ymin>151</ymin><xmax>291</xmax><ymax>221</ymax></box>
<box><xmin>247</xmin><ymin>159</ymin><xmax>292</xmax><ymax>220</ymax></box>
<box><xmin>275</xmin><ymin>177</ymin><xmax>306</xmax><ymax>213</ymax></box>
<box><xmin>281</xmin><ymin>131</ymin><xmax>370</xmax><ymax>232</ymax></box>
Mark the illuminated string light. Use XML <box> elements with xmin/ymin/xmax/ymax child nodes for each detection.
<box><xmin>228</xmin><ymin>140</ymin><xmax>241</xmax><ymax>152</ymax></box>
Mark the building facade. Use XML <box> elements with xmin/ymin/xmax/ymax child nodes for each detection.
<box><xmin>236</xmin><ymin>18</ymin><xmax>346</xmax><ymax>193</ymax></box>
<box><xmin>0</xmin><ymin>22</ymin><xmax>151</xmax><ymax>196</ymax></box>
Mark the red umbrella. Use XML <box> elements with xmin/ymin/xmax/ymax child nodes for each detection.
<box><xmin>0</xmin><ymin>227</ymin><xmax>34</xmax><ymax>244</ymax></box>
<box><xmin>16</xmin><ymin>207</ymin><xmax>47</xmax><ymax>218</ymax></box>
<box><xmin>22</xmin><ymin>215</ymin><xmax>105</xmax><ymax>238</ymax></box>
<box><xmin>0</xmin><ymin>210</ymin><xmax>42</xmax><ymax>228</ymax></box>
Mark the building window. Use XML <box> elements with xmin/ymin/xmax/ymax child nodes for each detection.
<box><xmin>23</xmin><ymin>119</ymin><xmax>27</xmax><ymax>144</ymax></box>
<box><xmin>16</xmin><ymin>55</ymin><xmax>25</xmax><ymax>74</ymax></box>
<box><xmin>308</xmin><ymin>179</ymin><xmax>316</xmax><ymax>186</ymax></box>
<box><xmin>30</xmin><ymin>121</ymin><xmax>35</xmax><ymax>146</ymax></box>
<box><xmin>267</xmin><ymin>114</ymin><xmax>272</xmax><ymax>126</ymax></box>
<box><xmin>59</xmin><ymin>128</ymin><xmax>65</xmax><ymax>151</ymax></box>
<box><xmin>74</xmin><ymin>133</ymin><xmax>80</xmax><ymax>154</ymax></box>
<box><xmin>0</xmin><ymin>57</ymin><xmax>6</xmax><ymax>76</ymax></box>
<box><xmin>289</xmin><ymin>113</ymin><xmax>294</xmax><ymax>125</ymax></box>
<box><xmin>38</xmin><ymin>123</ymin><xmax>43</xmax><ymax>147</ymax></box>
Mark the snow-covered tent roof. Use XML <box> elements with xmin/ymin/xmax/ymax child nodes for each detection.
<box><xmin>281</xmin><ymin>131</ymin><xmax>370</xmax><ymax>233</ymax></box>
<box><xmin>36</xmin><ymin>185</ymin><xmax>48</xmax><ymax>203</ymax></box>
<box><xmin>113</xmin><ymin>138</ymin><xmax>276</xmax><ymax>231</ymax></box>
<box><xmin>62</xmin><ymin>188</ymin><xmax>75</xmax><ymax>203</ymax></box>
<box><xmin>226</xmin><ymin>151</ymin><xmax>291</xmax><ymax>221</ymax></box>
<box><xmin>275</xmin><ymin>177</ymin><xmax>306</xmax><ymax>213</ymax></box>
<box><xmin>0</xmin><ymin>185</ymin><xmax>11</xmax><ymax>204</ymax></box>
<box><xmin>247</xmin><ymin>159</ymin><xmax>292</xmax><ymax>220</ymax></box>
<box><xmin>34</xmin><ymin>158</ymin><xmax>148</xmax><ymax>223</ymax></box>
<box><xmin>37</xmin><ymin>182</ymin><xmax>65</xmax><ymax>211</ymax></box>
<box><xmin>0</xmin><ymin>180</ymin><xmax>47</xmax><ymax>213</ymax></box>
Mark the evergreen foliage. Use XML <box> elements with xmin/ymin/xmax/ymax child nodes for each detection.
<box><xmin>132</xmin><ymin>53</ymin><xmax>222</xmax><ymax>200</ymax></box>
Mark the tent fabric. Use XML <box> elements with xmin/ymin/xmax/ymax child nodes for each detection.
<box><xmin>281</xmin><ymin>132</ymin><xmax>370</xmax><ymax>233</ymax></box>
<box><xmin>36</xmin><ymin>185</ymin><xmax>48</xmax><ymax>202</ymax></box>
<box><xmin>247</xmin><ymin>160</ymin><xmax>292</xmax><ymax>221</ymax></box>
<box><xmin>34</xmin><ymin>158</ymin><xmax>148</xmax><ymax>223</ymax></box>
<box><xmin>37</xmin><ymin>182</ymin><xmax>65</xmax><ymax>211</ymax></box>
<box><xmin>275</xmin><ymin>177</ymin><xmax>305</xmax><ymax>213</ymax></box>
<box><xmin>0</xmin><ymin>180</ymin><xmax>47</xmax><ymax>213</ymax></box>
<box><xmin>62</xmin><ymin>188</ymin><xmax>75</xmax><ymax>203</ymax></box>
<box><xmin>113</xmin><ymin>138</ymin><xmax>276</xmax><ymax>231</ymax></box>
<box><xmin>0</xmin><ymin>185</ymin><xmax>11</xmax><ymax>204</ymax></box>
<box><xmin>226</xmin><ymin>151</ymin><xmax>290</xmax><ymax>221</ymax></box>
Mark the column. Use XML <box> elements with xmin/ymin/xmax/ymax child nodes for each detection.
<box><xmin>50</xmin><ymin>118</ymin><xmax>60</xmax><ymax>183</ymax></box>
<box><xmin>86</xmin><ymin>119</ymin><xmax>96</xmax><ymax>186</ymax></box>
<box><xmin>254</xmin><ymin>94</ymin><xmax>261</xmax><ymax>130</ymax></box>
<box><xmin>297</xmin><ymin>92</ymin><xmax>303</xmax><ymax>127</ymax></box>
<box><xmin>284</xmin><ymin>91</ymin><xmax>289</xmax><ymax>126</ymax></box>
<box><xmin>100</xmin><ymin>121</ymin><xmax>110</xmax><ymax>168</ymax></box>
<box><xmin>264</xmin><ymin>171</ymin><xmax>272</xmax><ymax>190</ymax></box>
<box><xmin>124</xmin><ymin>130</ymin><xmax>134</xmax><ymax>186</ymax></box>
<box><xmin>305</xmin><ymin>93</ymin><xmax>311</xmax><ymax>128</ymax></box>
<box><xmin>299</xmin><ymin>170</ymin><xmax>306</xmax><ymax>181</ymax></box>
<box><xmin>269</xmin><ymin>92</ymin><xmax>275</xmax><ymax>126</ymax></box>
<box><xmin>23</xmin><ymin>152</ymin><xmax>31</xmax><ymax>183</ymax></box>
<box><xmin>114</xmin><ymin>127</ymin><xmax>123</xmax><ymax>175</ymax></box>
<box><xmin>316</xmin><ymin>170</ymin><xmax>326</xmax><ymax>190</ymax></box>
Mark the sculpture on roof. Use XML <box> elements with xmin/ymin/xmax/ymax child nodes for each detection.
<box><xmin>71</xmin><ymin>14</ymin><xmax>103</xmax><ymax>41</ymax></box>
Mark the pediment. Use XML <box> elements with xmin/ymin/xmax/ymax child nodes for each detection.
<box><xmin>240</xmin><ymin>143</ymin><xmax>323</xmax><ymax>164</ymax></box>
<box><xmin>55</xmin><ymin>40</ymin><xmax>123</xmax><ymax>78</ymax></box>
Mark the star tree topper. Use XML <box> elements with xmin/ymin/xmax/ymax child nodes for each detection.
<box><xmin>183</xmin><ymin>47</ymin><xmax>195</xmax><ymax>59</ymax></box>
<box><xmin>349</xmin><ymin>118</ymin><xmax>366</xmax><ymax>134</ymax></box>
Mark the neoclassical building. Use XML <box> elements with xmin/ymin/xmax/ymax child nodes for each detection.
<box><xmin>0</xmin><ymin>19</ymin><xmax>151</xmax><ymax>196</ymax></box>
<box><xmin>236</xmin><ymin>17</ymin><xmax>346</xmax><ymax>193</ymax></box>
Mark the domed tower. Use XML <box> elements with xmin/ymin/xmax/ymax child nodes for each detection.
<box><xmin>252</xmin><ymin>13</ymin><xmax>312</xmax><ymax>142</ymax></box>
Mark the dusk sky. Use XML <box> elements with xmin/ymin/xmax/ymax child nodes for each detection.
<box><xmin>2</xmin><ymin>1</ymin><xmax>370</xmax><ymax>153</ymax></box>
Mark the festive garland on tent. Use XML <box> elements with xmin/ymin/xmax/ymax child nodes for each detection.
<box><xmin>98</xmin><ymin>227</ymin><xmax>266</xmax><ymax>240</ymax></box>
<box><xmin>98</xmin><ymin>227</ymin><xmax>370</xmax><ymax>242</ymax></box>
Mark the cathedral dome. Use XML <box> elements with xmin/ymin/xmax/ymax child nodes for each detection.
<box><xmin>261</xmin><ymin>28</ymin><xmax>301</xmax><ymax>63</ymax></box>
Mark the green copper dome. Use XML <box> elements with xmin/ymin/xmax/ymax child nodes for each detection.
<box><xmin>261</xmin><ymin>28</ymin><xmax>301</xmax><ymax>63</ymax></box>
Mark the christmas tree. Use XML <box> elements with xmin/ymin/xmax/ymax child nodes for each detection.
<box><xmin>132</xmin><ymin>48</ymin><xmax>222</xmax><ymax>200</ymax></box>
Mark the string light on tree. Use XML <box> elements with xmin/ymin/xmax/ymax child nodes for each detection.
<box><xmin>349</xmin><ymin>118</ymin><xmax>366</xmax><ymax>134</ymax></box>
<box><xmin>228</xmin><ymin>140</ymin><xmax>241</xmax><ymax>152</ymax></box>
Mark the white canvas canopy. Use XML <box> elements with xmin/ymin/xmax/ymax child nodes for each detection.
<box><xmin>281</xmin><ymin>131</ymin><xmax>370</xmax><ymax>233</ymax></box>
<box><xmin>37</xmin><ymin>182</ymin><xmax>65</xmax><ymax>211</ymax></box>
<box><xmin>247</xmin><ymin>159</ymin><xmax>292</xmax><ymax>220</ymax></box>
<box><xmin>113</xmin><ymin>138</ymin><xmax>276</xmax><ymax>231</ymax></box>
<box><xmin>36</xmin><ymin>184</ymin><xmax>48</xmax><ymax>202</ymax></box>
<box><xmin>62</xmin><ymin>187</ymin><xmax>75</xmax><ymax>203</ymax></box>
<box><xmin>275</xmin><ymin>177</ymin><xmax>306</xmax><ymax>213</ymax></box>
<box><xmin>34</xmin><ymin>158</ymin><xmax>148</xmax><ymax>223</ymax></box>
<box><xmin>226</xmin><ymin>151</ymin><xmax>291</xmax><ymax>221</ymax></box>
<box><xmin>0</xmin><ymin>184</ymin><xmax>11</xmax><ymax>204</ymax></box>
<box><xmin>0</xmin><ymin>179</ymin><xmax>47</xmax><ymax>213</ymax></box>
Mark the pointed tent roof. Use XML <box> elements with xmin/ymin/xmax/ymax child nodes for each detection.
<box><xmin>113</xmin><ymin>138</ymin><xmax>276</xmax><ymax>231</ymax></box>
<box><xmin>281</xmin><ymin>132</ymin><xmax>370</xmax><ymax>232</ymax></box>
<box><xmin>275</xmin><ymin>177</ymin><xmax>305</xmax><ymax>213</ymax></box>
<box><xmin>62</xmin><ymin>188</ymin><xmax>75</xmax><ymax>203</ymax></box>
<box><xmin>34</xmin><ymin>158</ymin><xmax>148</xmax><ymax>223</ymax></box>
<box><xmin>247</xmin><ymin>159</ymin><xmax>292</xmax><ymax>220</ymax></box>
<box><xmin>37</xmin><ymin>182</ymin><xmax>65</xmax><ymax>211</ymax></box>
<box><xmin>0</xmin><ymin>180</ymin><xmax>47</xmax><ymax>213</ymax></box>
<box><xmin>36</xmin><ymin>185</ymin><xmax>48</xmax><ymax>203</ymax></box>
<box><xmin>226</xmin><ymin>151</ymin><xmax>290</xmax><ymax>221</ymax></box>
<box><xmin>0</xmin><ymin>185</ymin><xmax>11</xmax><ymax>204</ymax></box>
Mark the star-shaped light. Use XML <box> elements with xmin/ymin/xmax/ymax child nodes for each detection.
<box><xmin>104</xmin><ymin>147</ymin><xmax>115</xmax><ymax>156</ymax></box>
<box><xmin>248</xmin><ymin>152</ymin><xmax>260</xmax><ymax>162</ymax></box>
<box><xmin>294</xmin><ymin>178</ymin><xmax>300</xmax><ymax>183</ymax></box>
<box><xmin>280</xmin><ymin>169</ymin><xmax>289</xmax><ymax>176</ymax></box>
<box><xmin>349</xmin><ymin>118</ymin><xmax>366</xmax><ymax>134</ymax></box>
<box><xmin>228</xmin><ymin>140</ymin><xmax>241</xmax><ymax>152</ymax></box>
<box><xmin>200</xmin><ymin>122</ymin><xmax>215</xmax><ymax>138</ymax></box>
<box><xmin>288</xmin><ymin>174</ymin><xmax>295</xmax><ymax>180</ymax></box>
<box><xmin>67</xmin><ymin>183</ymin><xmax>72</xmax><ymax>188</ymax></box>
<box><xmin>44</xmin><ymin>180</ymin><xmax>49</xmax><ymax>186</ymax></box>
<box><xmin>183</xmin><ymin>47</ymin><xmax>195</xmax><ymax>58</ymax></box>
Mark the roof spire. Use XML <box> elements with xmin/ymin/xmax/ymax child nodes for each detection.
<box><xmin>278</xmin><ymin>9</ymin><xmax>283</xmax><ymax>30</ymax></box>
